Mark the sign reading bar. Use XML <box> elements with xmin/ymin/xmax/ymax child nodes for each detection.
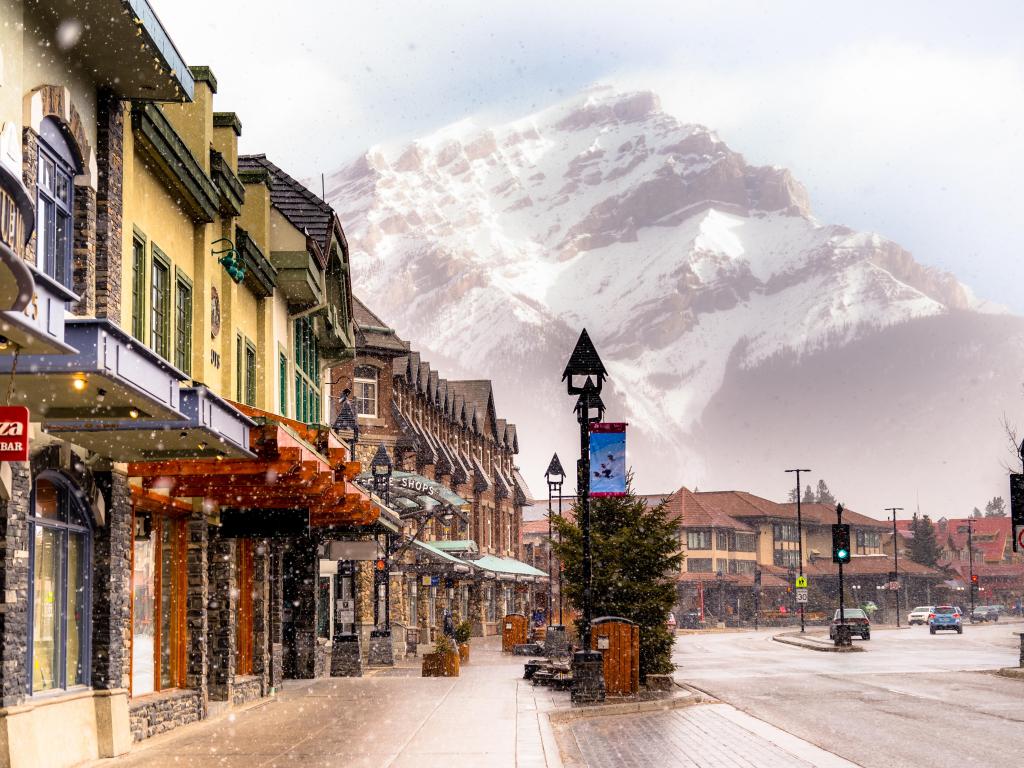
<box><xmin>1011</xmin><ymin>474</ymin><xmax>1024</xmax><ymax>553</ymax></box>
<box><xmin>0</xmin><ymin>406</ymin><xmax>29</xmax><ymax>462</ymax></box>
<box><xmin>589</xmin><ymin>423</ymin><xmax>627</xmax><ymax>498</ymax></box>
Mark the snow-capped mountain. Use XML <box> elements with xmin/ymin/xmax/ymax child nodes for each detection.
<box><xmin>325</xmin><ymin>85</ymin><xmax>1024</xmax><ymax>515</ymax></box>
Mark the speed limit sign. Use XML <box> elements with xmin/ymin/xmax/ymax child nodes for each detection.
<box><xmin>796</xmin><ymin>588</ymin><xmax>808</xmax><ymax>604</ymax></box>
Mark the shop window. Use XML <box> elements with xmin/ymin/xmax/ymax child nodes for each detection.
<box><xmin>460</xmin><ymin>585</ymin><xmax>470</xmax><ymax>623</ymax></box>
<box><xmin>354</xmin><ymin>366</ymin><xmax>378</xmax><ymax>418</ymax></box>
<box><xmin>35</xmin><ymin>118</ymin><xmax>76</xmax><ymax>288</ymax></box>
<box><xmin>235</xmin><ymin>540</ymin><xmax>254</xmax><ymax>676</ymax></box>
<box><xmin>428</xmin><ymin>585</ymin><xmax>437</xmax><ymax>629</ymax></box>
<box><xmin>174</xmin><ymin>274</ymin><xmax>192</xmax><ymax>375</ymax></box>
<box><xmin>408</xmin><ymin>580</ymin><xmax>418</xmax><ymax>626</ymax></box>
<box><xmin>486</xmin><ymin>586</ymin><xmax>497</xmax><ymax>622</ymax></box>
<box><xmin>150</xmin><ymin>248</ymin><xmax>171</xmax><ymax>360</ymax></box>
<box><xmin>131</xmin><ymin>233</ymin><xmax>147</xmax><ymax>341</ymax></box>
<box><xmin>131</xmin><ymin>511</ymin><xmax>185</xmax><ymax>696</ymax></box>
<box><xmin>29</xmin><ymin>474</ymin><xmax>91</xmax><ymax>693</ymax></box>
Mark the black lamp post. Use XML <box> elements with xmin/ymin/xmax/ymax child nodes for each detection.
<box><xmin>545</xmin><ymin>453</ymin><xmax>566</xmax><ymax>628</ymax></box>
<box><xmin>371</xmin><ymin>445</ymin><xmax>393</xmax><ymax>632</ymax></box>
<box><xmin>562</xmin><ymin>329</ymin><xmax>608</xmax><ymax>705</ymax></box>
<box><xmin>885</xmin><ymin>506</ymin><xmax>903</xmax><ymax>626</ymax></box>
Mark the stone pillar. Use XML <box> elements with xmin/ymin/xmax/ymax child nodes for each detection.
<box><xmin>282</xmin><ymin>538</ymin><xmax>317</xmax><ymax>678</ymax></box>
<box><xmin>71</xmin><ymin>184</ymin><xmax>96</xmax><ymax>316</ymax></box>
<box><xmin>207</xmin><ymin>532</ymin><xmax>236</xmax><ymax>701</ymax></box>
<box><xmin>91</xmin><ymin>470</ymin><xmax>131</xmax><ymax>691</ymax></box>
<box><xmin>185</xmin><ymin>509</ymin><xmax>209</xmax><ymax>712</ymax></box>
<box><xmin>0</xmin><ymin>463</ymin><xmax>30</xmax><ymax>706</ymax></box>
<box><xmin>21</xmin><ymin>129</ymin><xmax>38</xmax><ymax>262</ymax></box>
<box><xmin>94</xmin><ymin>90</ymin><xmax>123</xmax><ymax>321</ymax></box>
<box><xmin>251</xmin><ymin>540</ymin><xmax>271</xmax><ymax>694</ymax></box>
<box><xmin>268</xmin><ymin>544</ymin><xmax>283</xmax><ymax>689</ymax></box>
<box><xmin>469</xmin><ymin>582</ymin><xmax>485</xmax><ymax>637</ymax></box>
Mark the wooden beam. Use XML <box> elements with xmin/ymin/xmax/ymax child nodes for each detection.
<box><xmin>129</xmin><ymin>454</ymin><xmax>301</xmax><ymax>478</ymax></box>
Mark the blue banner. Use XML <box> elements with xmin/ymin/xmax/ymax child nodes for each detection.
<box><xmin>589</xmin><ymin>424</ymin><xmax>627</xmax><ymax>497</ymax></box>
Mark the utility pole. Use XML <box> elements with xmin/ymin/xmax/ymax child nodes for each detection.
<box><xmin>967</xmin><ymin>518</ymin><xmax>975</xmax><ymax>615</ymax></box>
<box><xmin>886</xmin><ymin>507</ymin><xmax>904</xmax><ymax>627</ymax></box>
<box><xmin>785</xmin><ymin>468</ymin><xmax>811</xmax><ymax>633</ymax></box>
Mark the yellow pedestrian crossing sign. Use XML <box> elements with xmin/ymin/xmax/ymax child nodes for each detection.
<box><xmin>795</xmin><ymin>576</ymin><xmax>808</xmax><ymax>589</ymax></box>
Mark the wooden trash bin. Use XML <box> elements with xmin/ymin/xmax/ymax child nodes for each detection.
<box><xmin>502</xmin><ymin>613</ymin><xmax>528</xmax><ymax>652</ymax></box>
<box><xmin>590</xmin><ymin>616</ymin><xmax>640</xmax><ymax>696</ymax></box>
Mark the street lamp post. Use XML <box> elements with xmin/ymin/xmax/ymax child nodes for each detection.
<box><xmin>545</xmin><ymin>454</ymin><xmax>566</xmax><ymax>630</ymax></box>
<box><xmin>371</xmin><ymin>446</ymin><xmax>393</xmax><ymax>633</ymax></box>
<box><xmin>885</xmin><ymin>507</ymin><xmax>904</xmax><ymax>627</ymax></box>
<box><xmin>785</xmin><ymin>469</ymin><xmax>811</xmax><ymax>633</ymax></box>
<box><xmin>562</xmin><ymin>329</ymin><xmax>608</xmax><ymax>705</ymax></box>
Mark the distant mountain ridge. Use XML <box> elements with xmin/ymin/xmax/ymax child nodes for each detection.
<box><xmin>323</xmin><ymin>85</ymin><xmax>1021</xmax><ymax>515</ymax></box>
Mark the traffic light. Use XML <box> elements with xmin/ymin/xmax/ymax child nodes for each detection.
<box><xmin>971</xmin><ymin>574</ymin><xmax>979</xmax><ymax>585</ymax></box>
<box><xmin>832</xmin><ymin>524</ymin><xmax>851</xmax><ymax>564</ymax></box>
<box><xmin>375</xmin><ymin>558</ymin><xmax>386</xmax><ymax>572</ymax></box>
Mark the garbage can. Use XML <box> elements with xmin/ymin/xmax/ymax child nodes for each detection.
<box><xmin>502</xmin><ymin>613</ymin><xmax>528</xmax><ymax>652</ymax></box>
<box><xmin>406</xmin><ymin>626</ymin><xmax>420</xmax><ymax>656</ymax></box>
<box><xmin>591</xmin><ymin>616</ymin><xmax>640</xmax><ymax>695</ymax></box>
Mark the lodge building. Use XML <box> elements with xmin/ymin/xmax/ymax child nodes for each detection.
<box><xmin>0</xmin><ymin>4</ymin><xmax>534</xmax><ymax>767</ymax></box>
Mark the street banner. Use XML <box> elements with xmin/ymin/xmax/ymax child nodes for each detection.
<box><xmin>588</xmin><ymin>423</ymin><xmax>627</xmax><ymax>497</ymax></box>
<box><xmin>0</xmin><ymin>406</ymin><xmax>29</xmax><ymax>462</ymax></box>
<box><xmin>1011</xmin><ymin>474</ymin><xmax>1024</xmax><ymax>553</ymax></box>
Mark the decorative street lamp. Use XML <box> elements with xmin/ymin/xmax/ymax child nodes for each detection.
<box><xmin>562</xmin><ymin>329</ymin><xmax>608</xmax><ymax>705</ymax></box>
<box><xmin>333</xmin><ymin>388</ymin><xmax>360</xmax><ymax>461</ymax></box>
<box><xmin>545</xmin><ymin>453</ymin><xmax>565</xmax><ymax>629</ymax></box>
<box><xmin>371</xmin><ymin>445</ymin><xmax>394</xmax><ymax>633</ymax></box>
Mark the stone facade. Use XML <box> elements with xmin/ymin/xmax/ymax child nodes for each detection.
<box><xmin>231</xmin><ymin>676</ymin><xmax>263</xmax><ymax>707</ymax></box>
<box><xmin>94</xmin><ymin>90</ymin><xmax>124</xmax><ymax>320</ymax></box>
<box><xmin>91</xmin><ymin>470</ymin><xmax>132</xmax><ymax>692</ymax></box>
<box><xmin>129</xmin><ymin>690</ymin><xmax>203</xmax><ymax>742</ymax></box>
<box><xmin>72</xmin><ymin>183</ymin><xmax>97</xmax><ymax>315</ymax></box>
<box><xmin>207</xmin><ymin>533</ymin><xmax>237</xmax><ymax>701</ymax></box>
<box><xmin>0</xmin><ymin>463</ymin><xmax>30</xmax><ymax>706</ymax></box>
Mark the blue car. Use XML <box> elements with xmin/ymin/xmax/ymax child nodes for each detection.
<box><xmin>929</xmin><ymin>605</ymin><xmax>963</xmax><ymax>635</ymax></box>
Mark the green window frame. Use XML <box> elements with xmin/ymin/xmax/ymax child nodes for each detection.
<box><xmin>174</xmin><ymin>272</ymin><xmax>192</xmax><ymax>375</ymax></box>
<box><xmin>235</xmin><ymin>335</ymin><xmax>243</xmax><ymax>402</ymax></box>
<box><xmin>245</xmin><ymin>340</ymin><xmax>257</xmax><ymax>407</ymax></box>
<box><xmin>293</xmin><ymin>317</ymin><xmax>320</xmax><ymax>424</ymax></box>
<box><xmin>150</xmin><ymin>246</ymin><xmax>171</xmax><ymax>360</ymax></box>
<box><xmin>131</xmin><ymin>232</ymin><xmax>147</xmax><ymax>341</ymax></box>
<box><xmin>278</xmin><ymin>353</ymin><xmax>288</xmax><ymax>417</ymax></box>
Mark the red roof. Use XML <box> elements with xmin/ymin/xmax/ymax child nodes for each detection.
<box><xmin>777</xmin><ymin>502</ymin><xmax>889</xmax><ymax>529</ymax></box>
<box><xmin>663</xmin><ymin>487</ymin><xmax>753</xmax><ymax>531</ymax></box>
<box><xmin>938</xmin><ymin>518</ymin><xmax>1010</xmax><ymax>562</ymax></box>
<box><xmin>805</xmin><ymin>554</ymin><xmax>941</xmax><ymax>577</ymax></box>
<box><xmin>521</xmin><ymin>518</ymin><xmax>550</xmax><ymax>536</ymax></box>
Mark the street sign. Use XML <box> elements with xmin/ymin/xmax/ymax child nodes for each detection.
<box><xmin>888</xmin><ymin>581</ymin><xmax>900</xmax><ymax>591</ymax></box>
<box><xmin>796</xmin><ymin>588</ymin><xmax>808</xmax><ymax>604</ymax></box>
<box><xmin>1011</xmin><ymin>474</ymin><xmax>1024</xmax><ymax>553</ymax></box>
<box><xmin>795</xmin><ymin>576</ymin><xmax>807</xmax><ymax>589</ymax></box>
<box><xmin>335</xmin><ymin>598</ymin><xmax>355</xmax><ymax>624</ymax></box>
<box><xmin>0</xmin><ymin>406</ymin><xmax>29</xmax><ymax>462</ymax></box>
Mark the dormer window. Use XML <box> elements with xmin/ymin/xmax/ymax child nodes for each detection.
<box><xmin>354</xmin><ymin>366</ymin><xmax>378</xmax><ymax>418</ymax></box>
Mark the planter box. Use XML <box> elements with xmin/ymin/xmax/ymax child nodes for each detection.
<box><xmin>422</xmin><ymin>651</ymin><xmax>460</xmax><ymax>677</ymax></box>
<box><xmin>458</xmin><ymin>643</ymin><xmax>470</xmax><ymax>663</ymax></box>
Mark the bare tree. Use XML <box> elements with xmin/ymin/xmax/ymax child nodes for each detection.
<box><xmin>999</xmin><ymin>413</ymin><xmax>1023</xmax><ymax>474</ymax></box>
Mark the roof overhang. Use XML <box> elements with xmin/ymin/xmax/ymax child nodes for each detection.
<box><xmin>44</xmin><ymin>385</ymin><xmax>255</xmax><ymax>461</ymax></box>
<box><xmin>0</xmin><ymin>317</ymin><xmax>186</xmax><ymax>422</ymax></box>
<box><xmin>32</xmin><ymin>0</ymin><xmax>194</xmax><ymax>101</ymax></box>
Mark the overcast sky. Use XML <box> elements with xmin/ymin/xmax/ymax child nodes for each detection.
<box><xmin>156</xmin><ymin>0</ymin><xmax>1024</xmax><ymax>311</ymax></box>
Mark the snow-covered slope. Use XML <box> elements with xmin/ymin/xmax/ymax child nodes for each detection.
<box><xmin>325</xmin><ymin>85</ymin><xmax>1020</xmax><ymax>514</ymax></box>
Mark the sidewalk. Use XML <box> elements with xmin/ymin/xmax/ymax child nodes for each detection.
<box><xmin>94</xmin><ymin>636</ymin><xmax>564</xmax><ymax>768</ymax></box>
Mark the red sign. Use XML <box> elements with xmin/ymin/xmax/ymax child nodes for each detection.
<box><xmin>0</xmin><ymin>406</ymin><xmax>29</xmax><ymax>462</ymax></box>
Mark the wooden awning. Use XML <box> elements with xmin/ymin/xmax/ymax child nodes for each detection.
<box><xmin>127</xmin><ymin>403</ymin><xmax>375</xmax><ymax>528</ymax></box>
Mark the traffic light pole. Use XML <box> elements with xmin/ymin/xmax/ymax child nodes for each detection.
<box><xmin>786</xmin><ymin>469</ymin><xmax>811</xmax><ymax>633</ymax></box>
<box><xmin>835</xmin><ymin>504</ymin><xmax>851</xmax><ymax>647</ymax></box>
<box><xmin>886</xmin><ymin>507</ymin><xmax>903</xmax><ymax>627</ymax></box>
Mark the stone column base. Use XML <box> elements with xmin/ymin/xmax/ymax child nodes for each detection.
<box><xmin>331</xmin><ymin>635</ymin><xmax>363</xmax><ymax>677</ymax></box>
<box><xmin>368</xmin><ymin>630</ymin><xmax>394</xmax><ymax>666</ymax></box>
<box><xmin>571</xmin><ymin>651</ymin><xmax>606</xmax><ymax>705</ymax></box>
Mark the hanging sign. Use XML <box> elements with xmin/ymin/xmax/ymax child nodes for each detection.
<box><xmin>588</xmin><ymin>423</ymin><xmax>627</xmax><ymax>497</ymax></box>
<box><xmin>0</xmin><ymin>406</ymin><xmax>29</xmax><ymax>462</ymax></box>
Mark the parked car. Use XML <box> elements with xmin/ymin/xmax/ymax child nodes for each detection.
<box><xmin>908</xmin><ymin>605</ymin><xmax>934</xmax><ymax>625</ymax></box>
<box><xmin>969</xmin><ymin>605</ymin><xmax>1000</xmax><ymax>623</ymax></box>
<box><xmin>678</xmin><ymin>610</ymin><xmax>703</xmax><ymax>629</ymax></box>
<box><xmin>929</xmin><ymin>605</ymin><xmax>963</xmax><ymax>634</ymax></box>
<box><xmin>829</xmin><ymin>608</ymin><xmax>871</xmax><ymax>640</ymax></box>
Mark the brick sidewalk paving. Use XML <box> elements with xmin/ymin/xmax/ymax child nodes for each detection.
<box><xmin>557</xmin><ymin>703</ymin><xmax>861</xmax><ymax>768</ymax></box>
<box><xmin>92</xmin><ymin>637</ymin><xmax>563</xmax><ymax>768</ymax></box>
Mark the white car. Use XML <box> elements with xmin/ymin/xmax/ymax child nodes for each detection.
<box><xmin>908</xmin><ymin>605</ymin><xmax>934</xmax><ymax>625</ymax></box>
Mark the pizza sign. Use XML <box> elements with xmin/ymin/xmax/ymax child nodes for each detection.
<box><xmin>0</xmin><ymin>406</ymin><xmax>29</xmax><ymax>462</ymax></box>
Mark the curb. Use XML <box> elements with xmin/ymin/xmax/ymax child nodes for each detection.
<box><xmin>546</xmin><ymin>690</ymin><xmax>702</xmax><ymax>725</ymax></box>
<box><xmin>772</xmin><ymin>632</ymin><xmax>864</xmax><ymax>653</ymax></box>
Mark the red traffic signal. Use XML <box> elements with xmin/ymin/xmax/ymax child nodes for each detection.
<box><xmin>971</xmin><ymin>574</ymin><xmax>979</xmax><ymax>584</ymax></box>
<box><xmin>375</xmin><ymin>559</ymin><xmax>386</xmax><ymax>571</ymax></box>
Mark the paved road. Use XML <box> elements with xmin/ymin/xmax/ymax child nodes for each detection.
<box><xmin>674</xmin><ymin>623</ymin><xmax>1024</xmax><ymax>768</ymax></box>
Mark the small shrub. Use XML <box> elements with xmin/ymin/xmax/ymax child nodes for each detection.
<box><xmin>454</xmin><ymin>620</ymin><xmax>473</xmax><ymax>644</ymax></box>
<box><xmin>434</xmin><ymin>633</ymin><xmax>455</xmax><ymax>655</ymax></box>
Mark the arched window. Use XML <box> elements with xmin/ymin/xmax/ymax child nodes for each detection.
<box><xmin>29</xmin><ymin>473</ymin><xmax>91</xmax><ymax>693</ymax></box>
<box><xmin>35</xmin><ymin>117</ymin><xmax>79</xmax><ymax>287</ymax></box>
<box><xmin>354</xmin><ymin>366</ymin><xmax>378</xmax><ymax>418</ymax></box>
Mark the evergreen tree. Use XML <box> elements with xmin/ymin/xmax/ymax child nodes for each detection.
<box><xmin>972</xmin><ymin>507</ymin><xmax>983</xmax><ymax>519</ymax></box>
<box><xmin>908</xmin><ymin>513</ymin><xmax>941</xmax><ymax>566</ymax></box>
<box><xmin>984</xmin><ymin>496</ymin><xmax>1007</xmax><ymax>517</ymax></box>
<box><xmin>552</xmin><ymin>476</ymin><xmax>682</xmax><ymax>680</ymax></box>
<box><xmin>788</xmin><ymin>486</ymin><xmax>799</xmax><ymax>503</ymax></box>
<box><xmin>815</xmin><ymin>479</ymin><xmax>837</xmax><ymax>505</ymax></box>
<box><xmin>802</xmin><ymin>484</ymin><xmax>815</xmax><ymax>503</ymax></box>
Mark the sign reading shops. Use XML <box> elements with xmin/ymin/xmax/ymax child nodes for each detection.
<box><xmin>0</xmin><ymin>406</ymin><xmax>29</xmax><ymax>462</ymax></box>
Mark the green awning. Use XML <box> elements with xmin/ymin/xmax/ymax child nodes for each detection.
<box><xmin>411</xmin><ymin>540</ymin><xmax>473</xmax><ymax>571</ymax></box>
<box><xmin>431</xmin><ymin>540</ymin><xmax>478</xmax><ymax>553</ymax></box>
<box><xmin>471</xmin><ymin>555</ymin><xmax>548</xmax><ymax>580</ymax></box>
